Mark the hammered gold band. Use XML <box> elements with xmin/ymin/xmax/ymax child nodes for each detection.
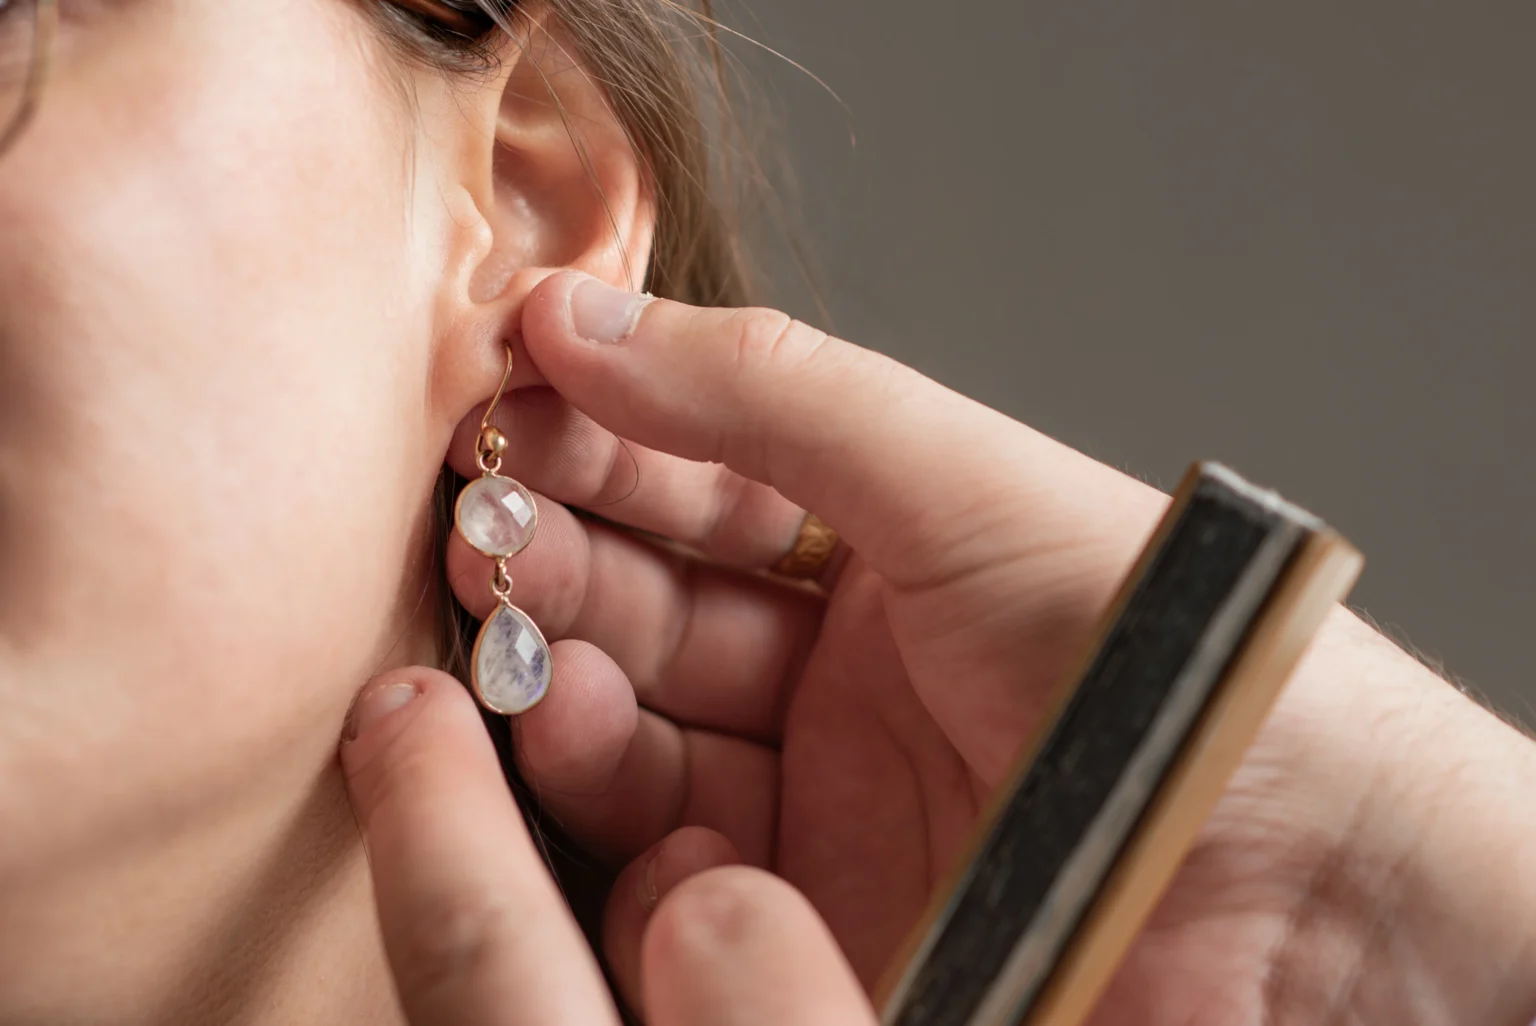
<box><xmin>771</xmin><ymin>513</ymin><xmax>841</xmax><ymax>581</ymax></box>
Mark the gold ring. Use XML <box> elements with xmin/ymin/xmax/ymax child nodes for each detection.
<box><xmin>771</xmin><ymin>513</ymin><xmax>842</xmax><ymax>582</ymax></box>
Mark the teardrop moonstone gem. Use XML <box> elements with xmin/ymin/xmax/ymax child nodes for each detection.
<box><xmin>472</xmin><ymin>604</ymin><xmax>553</xmax><ymax>715</ymax></box>
<box><xmin>455</xmin><ymin>476</ymin><xmax>538</xmax><ymax>557</ymax></box>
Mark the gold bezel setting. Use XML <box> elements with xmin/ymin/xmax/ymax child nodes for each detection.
<box><xmin>469</xmin><ymin>603</ymin><xmax>553</xmax><ymax>715</ymax></box>
<box><xmin>455</xmin><ymin>343</ymin><xmax>552</xmax><ymax>716</ymax></box>
<box><xmin>452</xmin><ymin>474</ymin><xmax>540</xmax><ymax>559</ymax></box>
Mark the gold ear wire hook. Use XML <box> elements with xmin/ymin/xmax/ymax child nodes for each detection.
<box><xmin>476</xmin><ymin>344</ymin><xmax>515</xmax><ymax>474</ymax></box>
<box><xmin>480</xmin><ymin>343</ymin><xmax>515</xmax><ymax>435</ymax></box>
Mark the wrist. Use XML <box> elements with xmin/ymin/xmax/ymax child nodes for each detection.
<box><xmin>1264</xmin><ymin>610</ymin><xmax>1536</xmax><ymax>1024</ymax></box>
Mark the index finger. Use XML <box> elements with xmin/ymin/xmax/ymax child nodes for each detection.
<box><xmin>339</xmin><ymin>670</ymin><xmax>620</xmax><ymax>1026</ymax></box>
<box><xmin>519</xmin><ymin>272</ymin><xmax>1164</xmax><ymax>592</ymax></box>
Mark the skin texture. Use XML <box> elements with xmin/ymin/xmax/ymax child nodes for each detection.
<box><xmin>3</xmin><ymin>4</ymin><xmax>1535</xmax><ymax>1026</ymax></box>
<box><xmin>355</xmin><ymin>273</ymin><xmax>1536</xmax><ymax>1026</ymax></box>
<box><xmin>0</xmin><ymin>2</ymin><xmax>646</xmax><ymax>1022</ymax></box>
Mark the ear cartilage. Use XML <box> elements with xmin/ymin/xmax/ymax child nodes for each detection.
<box><xmin>876</xmin><ymin>462</ymin><xmax>1362</xmax><ymax>1026</ymax></box>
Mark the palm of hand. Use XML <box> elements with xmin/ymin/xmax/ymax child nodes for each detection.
<box><xmin>450</xmin><ymin>390</ymin><xmax>1335</xmax><ymax>1024</ymax></box>
<box><xmin>772</xmin><ymin>561</ymin><xmax>1317</xmax><ymax>1025</ymax></box>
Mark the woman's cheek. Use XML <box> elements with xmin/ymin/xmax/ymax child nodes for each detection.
<box><xmin>0</xmin><ymin>0</ymin><xmax>442</xmax><ymax>850</ymax></box>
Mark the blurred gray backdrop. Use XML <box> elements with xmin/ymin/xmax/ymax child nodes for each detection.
<box><xmin>732</xmin><ymin>2</ymin><xmax>1534</xmax><ymax>719</ymax></box>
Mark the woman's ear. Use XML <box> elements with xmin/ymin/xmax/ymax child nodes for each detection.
<box><xmin>417</xmin><ymin>5</ymin><xmax>654</xmax><ymax>413</ymax></box>
<box><xmin>472</xmin><ymin>9</ymin><xmax>653</xmax><ymax>299</ymax></box>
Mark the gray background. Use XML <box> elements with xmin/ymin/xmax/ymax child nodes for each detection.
<box><xmin>733</xmin><ymin>2</ymin><xmax>1535</xmax><ymax>721</ymax></box>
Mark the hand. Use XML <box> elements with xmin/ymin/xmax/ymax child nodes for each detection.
<box><xmin>417</xmin><ymin>272</ymin><xmax>1536</xmax><ymax>1024</ymax></box>
<box><xmin>339</xmin><ymin>673</ymin><xmax>878</xmax><ymax>1025</ymax></box>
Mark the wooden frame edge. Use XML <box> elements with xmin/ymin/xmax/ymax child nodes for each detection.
<box><xmin>1022</xmin><ymin>530</ymin><xmax>1363</xmax><ymax>1026</ymax></box>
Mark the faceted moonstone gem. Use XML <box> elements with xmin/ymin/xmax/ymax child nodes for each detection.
<box><xmin>473</xmin><ymin>604</ymin><xmax>553</xmax><ymax>715</ymax></box>
<box><xmin>456</xmin><ymin>476</ymin><xmax>538</xmax><ymax>557</ymax></box>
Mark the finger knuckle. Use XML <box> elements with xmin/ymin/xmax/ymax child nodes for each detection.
<box><xmin>726</xmin><ymin>308</ymin><xmax>829</xmax><ymax>375</ymax></box>
<box><xmin>697</xmin><ymin>469</ymin><xmax>753</xmax><ymax>551</ymax></box>
<box><xmin>649</xmin><ymin>867</ymin><xmax>789</xmax><ymax>957</ymax></box>
<box><xmin>562</xmin><ymin>408</ymin><xmax>619</xmax><ymax>497</ymax></box>
<box><xmin>392</xmin><ymin>888</ymin><xmax>514</xmax><ymax>1001</ymax></box>
<box><xmin>341</xmin><ymin>723</ymin><xmax>433</xmax><ymax>828</ymax></box>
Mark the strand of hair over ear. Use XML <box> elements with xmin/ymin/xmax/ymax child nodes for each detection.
<box><xmin>585</xmin><ymin>436</ymin><xmax>644</xmax><ymax>509</ymax></box>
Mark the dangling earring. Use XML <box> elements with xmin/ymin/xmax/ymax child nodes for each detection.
<box><xmin>453</xmin><ymin>344</ymin><xmax>553</xmax><ymax>715</ymax></box>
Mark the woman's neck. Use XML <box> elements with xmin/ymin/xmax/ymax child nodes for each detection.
<box><xmin>0</xmin><ymin>754</ymin><xmax>405</xmax><ymax>1025</ymax></box>
<box><xmin>0</xmin><ymin>559</ymin><xmax>449</xmax><ymax>1024</ymax></box>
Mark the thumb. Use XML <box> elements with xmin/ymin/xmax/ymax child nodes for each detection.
<box><xmin>338</xmin><ymin>670</ymin><xmax>618</xmax><ymax>1025</ymax></box>
<box><xmin>520</xmin><ymin>272</ymin><xmax>1159</xmax><ymax>588</ymax></box>
<box><xmin>641</xmin><ymin>866</ymin><xmax>878</xmax><ymax>1026</ymax></box>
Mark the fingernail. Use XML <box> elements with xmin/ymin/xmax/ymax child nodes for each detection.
<box><xmin>343</xmin><ymin>681</ymin><xmax>419</xmax><ymax>743</ymax></box>
<box><xmin>570</xmin><ymin>276</ymin><xmax>645</xmax><ymax>344</ymax></box>
<box><xmin>636</xmin><ymin>830</ymin><xmax>739</xmax><ymax>911</ymax></box>
<box><xmin>637</xmin><ymin>844</ymin><xmax>663</xmax><ymax>910</ymax></box>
